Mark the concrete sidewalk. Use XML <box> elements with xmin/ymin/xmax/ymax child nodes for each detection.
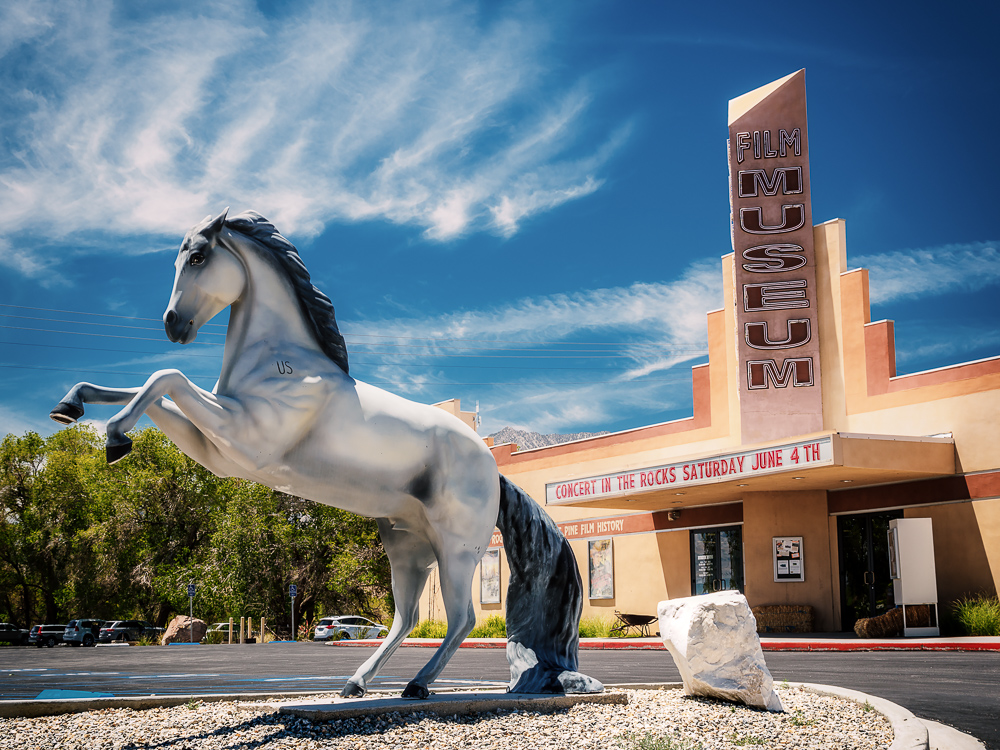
<box><xmin>327</xmin><ymin>634</ymin><xmax>1000</xmax><ymax>652</ymax></box>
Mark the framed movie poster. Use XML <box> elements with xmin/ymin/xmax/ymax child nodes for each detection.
<box><xmin>588</xmin><ymin>538</ymin><xmax>614</xmax><ymax>599</ymax></box>
<box><xmin>480</xmin><ymin>549</ymin><xmax>501</xmax><ymax>604</ymax></box>
<box><xmin>773</xmin><ymin>537</ymin><xmax>804</xmax><ymax>582</ymax></box>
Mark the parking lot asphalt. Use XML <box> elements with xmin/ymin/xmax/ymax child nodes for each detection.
<box><xmin>1</xmin><ymin>642</ymin><xmax>997</xmax><ymax>749</ymax></box>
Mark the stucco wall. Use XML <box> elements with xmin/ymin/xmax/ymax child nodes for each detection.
<box><xmin>904</xmin><ymin>499</ymin><xmax>999</xmax><ymax>603</ymax></box>
<box><xmin>742</xmin><ymin>490</ymin><xmax>836</xmax><ymax>630</ymax></box>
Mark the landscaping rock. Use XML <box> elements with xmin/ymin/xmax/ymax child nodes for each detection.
<box><xmin>657</xmin><ymin>591</ymin><xmax>783</xmax><ymax>711</ymax></box>
<box><xmin>161</xmin><ymin>615</ymin><xmax>207</xmax><ymax>645</ymax></box>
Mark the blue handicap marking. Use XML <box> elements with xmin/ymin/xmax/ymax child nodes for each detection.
<box><xmin>36</xmin><ymin>689</ymin><xmax>114</xmax><ymax>700</ymax></box>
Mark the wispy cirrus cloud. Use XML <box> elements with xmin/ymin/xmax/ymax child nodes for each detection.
<box><xmin>0</xmin><ymin>237</ymin><xmax>71</xmax><ymax>286</ymax></box>
<box><xmin>350</xmin><ymin>259</ymin><xmax>720</xmax><ymax>344</ymax></box>
<box><xmin>853</xmin><ymin>242</ymin><xmax>1000</xmax><ymax>305</ymax></box>
<box><xmin>892</xmin><ymin>325</ymin><xmax>1000</xmax><ymax>368</ymax></box>
<box><xmin>0</xmin><ymin>0</ymin><xmax>625</xmax><ymax>254</ymax></box>
<box><xmin>345</xmin><ymin>259</ymin><xmax>721</xmax><ymax>432</ymax></box>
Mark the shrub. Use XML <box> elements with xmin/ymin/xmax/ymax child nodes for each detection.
<box><xmin>408</xmin><ymin>619</ymin><xmax>449</xmax><ymax>638</ymax></box>
<box><xmin>408</xmin><ymin>613</ymin><xmax>630</xmax><ymax>639</ymax></box>
<box><xmin>579</xmin><ymin>615</ymin><xmax>615</xmax><ymax>638</ymax></box>
<box><xmin>952</xmin><ymin>594</ymin><xmax>1000</xmax><ymax>636</ymax></box>
<box><xmin>468</xmin><ymin>614</ymin><xmax>506</xmax><ymax>638</ymax></box>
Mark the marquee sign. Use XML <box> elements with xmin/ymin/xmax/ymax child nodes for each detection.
<box><xmin>545</xmin><ymin>436</ymin><xmax>833</xmax><ymax>505</ymax></box>
<box><xmin>728</xmin><ymin>70</ymin><xmax>824</xmax><ymax>444</ymax></box>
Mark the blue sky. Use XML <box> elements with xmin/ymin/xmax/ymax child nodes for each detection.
<box><xmin>1</xmin><ymin>0</ymin><xmax>998</xmax><ymax>440</ymax></box>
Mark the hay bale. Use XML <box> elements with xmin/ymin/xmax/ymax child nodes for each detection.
<box><xmin>854</xmin><ymin>607</ymin><xmax>904</xmax><ymax>638</ymax></box>
<box><xmin>751</xmin><ymin>604</ymin><xmax>814</xmax><ymax>633</ymax></box>
<box><xmin>902</xmin><ymin>604</ymin><xmax>932</xmax><ymax>628</ymax></box>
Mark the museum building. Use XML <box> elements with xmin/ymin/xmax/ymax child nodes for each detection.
<box><xmin>424</xmin><ymin>71</ymin><xmax>1000</xmax><ymax>634</ymax></box>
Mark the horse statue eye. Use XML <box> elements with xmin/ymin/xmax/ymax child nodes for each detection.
<box><xmin>189</xmin><ymin>253</ymin><xmax>206</xmax><ymax>267</ymax></box>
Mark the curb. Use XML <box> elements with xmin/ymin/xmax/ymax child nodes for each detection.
<box><xmin>795</xmin><ymin>682</ymin><xmax>927</xmax><ymax>750</ymax></box>
<box><xmin>760</xmin><ymin>640</ymin><xmax>1000</xmax><ymax>652</ymax></box>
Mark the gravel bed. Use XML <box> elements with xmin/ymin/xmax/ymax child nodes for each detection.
<box><xmin>0</xmin><ymin>685</ymin><xmax>893</xmax><ymax>750</ymax></box>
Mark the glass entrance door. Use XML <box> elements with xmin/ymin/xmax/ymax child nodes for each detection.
<box><xmin>691</xmin><ymin>526</ymin><xmax>744</xmax><ymax>595</ymax></box>
<box><xmin>837</xmin><ymin>511</ymin><xmax>902</xmax><ymax>631</ymax></box>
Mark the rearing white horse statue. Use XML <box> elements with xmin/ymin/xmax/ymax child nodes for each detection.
<box><xmin>52</xmin><ymin>209</ymin><xmax>601</xmax><ymax>698</ymax></box>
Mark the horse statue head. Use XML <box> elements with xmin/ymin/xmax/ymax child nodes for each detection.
<box><xmin>163</xmin><ymin>207</ymin><xmax>349</xmax><ymax>375</ymax></box>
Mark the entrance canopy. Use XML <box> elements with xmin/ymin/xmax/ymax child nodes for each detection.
<box><xmin>544</xmin><ymin>432</ymin><xmax>955</xmax><ymax>512</ymax></box>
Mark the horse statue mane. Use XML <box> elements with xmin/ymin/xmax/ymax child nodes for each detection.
<box><xmin>224</xmin><ymin>210</ymin><xmax>350</xmax><ymax>375</ymax></box>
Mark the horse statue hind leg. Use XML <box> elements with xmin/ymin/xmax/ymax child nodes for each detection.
<box><xmin>340</xmin><ymin>520</ymin><xmax>482</xmax><ymax>699</ymax></box>
<box><xmin>339</xmin><ymin>520</ymin><xmax>438</xmax><ymax>697</ymax></box>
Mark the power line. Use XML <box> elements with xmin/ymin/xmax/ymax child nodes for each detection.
<box><xmin>1</xmin><ymin>340</ymin><xmax>222</xmax><ymax>359</ymax></box>
<box><xmin>0</xmin><ymin>324</ymin><xmax>225</xmax><ymax>346</ymax></box>
<box><xmin>0</xmin><ymin>313</ymin><xmax>210</xmax><ymax>335</ymax></box>
<box><xmin>0</xmin><ymin>303</ymin><xmax>704</xmax><ymax>351</ymax></box>
<box><xmin>0</xmin><ymin>341</ymin><xmax>705</xmax><ymax>372</ymax></box>
<box><xmin>1</xmin><ymin>364</ymin><xmax>219</xmax><ymax>379</ymax></box>
<box><xmin>0</xmin><ymin>303</ymin><xmax>175</xmax><ymax>324</ymax></box>
<box><xmin>1</xmin><ymin>327</ymin><xmax>703</xmax><ymax>358</ymax></box>
<box><xmin>0</xmin><ymin>363</ymin><xmax>692</xmax><ymax>387</ymax></box>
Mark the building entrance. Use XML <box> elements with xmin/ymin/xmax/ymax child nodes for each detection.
<box><xmin>690</xmin><ymin>526</ymin><xmax>744</xmax><ymax>595</ymax></box>
<box><xmin>837</xmin><ymin>510</ymin><xmax>903</xmax><ymax>631</ymax></box>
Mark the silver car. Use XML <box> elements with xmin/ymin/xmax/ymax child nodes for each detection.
<box><xmin>314</xmin><ymin>616</ymin><xmax>388</xmax><ymax>641</ymax></box>
<box><xmin>63</xmin><ymin>619</ymin><xmax>105</xmax><ymax>647</ymax></box>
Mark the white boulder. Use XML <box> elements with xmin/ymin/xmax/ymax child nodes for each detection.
<box><xmin>657</xmin><ymin>591</ymin><xmax>783</xmax><ymax>712</ymax></box>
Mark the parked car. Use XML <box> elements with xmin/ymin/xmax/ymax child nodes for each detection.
<box><xmin>63</xmin><ymin>619</ymin><xmax>105</xmax><ymax>647</ymax></box>
<box><xmin>314</xmin><ymin>616</ymin><xmax>388</xmax><ymax>641</ymax></box>
<box><xmin>202</xmin><ymin>622</ymin><xmax>236</xmax><ymax>642</ymax></box>
<box><xmin>0</xmin><ymin>622</ymin><xmax>29</xmax><ymax>645</ymax></box>
<box><xmin>97</xmin><ymin>620</ymin><xmax>163</xmax><ymax>643</ymax></box>
<box><xmin>29</xmin><ymin>624</ymin><xmax>67</xmax><ymax>648</ymax></box>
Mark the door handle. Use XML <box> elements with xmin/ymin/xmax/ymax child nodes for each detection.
<box><xmin>863</xmin><ymin>571</ymin><xmax>873</xmax><ymax>585</ymax></box>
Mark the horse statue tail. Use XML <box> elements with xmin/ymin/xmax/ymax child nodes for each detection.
<box><xmin>497</xmin><ymin>475</ymin><xmax>604</xmax><ymax>693</ymax></box>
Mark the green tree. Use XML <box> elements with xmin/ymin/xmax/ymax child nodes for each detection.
<box><xmin>0</xmin><ymin>427</ymin><xmax>103</xmax><ymax>626</ymax></box>
<box><xmin>0</xmin><ymin>425</ymin><xmax>392</xmax><ymax>632</ymax></box>
<box><xmin>199</xmin><ymin>485</ymin><xmax>391</xmax><ymax>635</ymax></box>
<box><xmin>82</xmin><ymin>428</ymin><xmax>229</xmax><ymax>625</ymax></box>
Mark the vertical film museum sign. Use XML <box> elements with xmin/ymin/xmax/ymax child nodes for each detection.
<box><xmin>728</xmin><ymin>70</ymin><xmax>823</xmax><ymax>444</ymax></box>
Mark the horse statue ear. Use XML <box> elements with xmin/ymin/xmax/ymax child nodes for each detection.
<box><xmin>206</xmin><ymin>207</ymin><xmax>229</xmax><ymax>237</ymax></box>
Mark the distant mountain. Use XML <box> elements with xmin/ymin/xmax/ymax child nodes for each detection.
<box><xmin>488</xmin><ymin>426</ymin><xmax>610</xmax><ymax>451</ymax></box>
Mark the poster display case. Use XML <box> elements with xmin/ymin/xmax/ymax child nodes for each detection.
<box><xmin>588</xmin><ymin>539</ymin><xmax>614</xmax><ymax>599</ymax></box>
<box><xmin>480</xmin><ymin>548</ymin><xmax>500</xmax><ymax>604</ymax></box>
<box><xmin>773</xmin><ymin>537</ymin><xmax>804</xmax><ymax>582</ymax></box>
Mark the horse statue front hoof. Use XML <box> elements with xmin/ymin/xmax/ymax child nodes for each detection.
<box><xmin>50</xmin><ymin>402</ymin><xmax>84</xmax><ymax>425</ymax></box>
<box><xmin>340</xmin><ymin>679</ymin><xmax>367</xmax><ymax>698</ymax></box>
<box><xmin>106</xmin><ymin>439</ymin><xmax>133</xmax><ymax>464</ymax></box>
<box><xmin>401</xmin><ymin>681</ymin><xmax>430</xmax><ymax>700</ymax></box>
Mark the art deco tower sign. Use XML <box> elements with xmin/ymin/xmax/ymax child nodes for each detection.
<box><xmin>729</xmin><ymin>70</ymin><xmax>823</xmax><ymax>444</ymax></box>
